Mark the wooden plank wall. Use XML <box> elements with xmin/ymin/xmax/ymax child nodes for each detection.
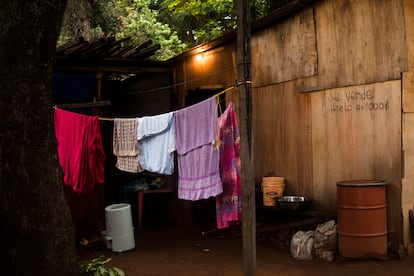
<box><xmin>253</xmin><ymin>81</ymin><xmax>312</xmax><ymax>197</ymax></box>
<box><xmin>174</xmin><ymin>44</ymin><xmax>236</xmax><ymax>108</ymax></box>
<box><xmin>298</xmin><ymin>0</ymin><xmax>407</xmax><ymax>92</ymax></box>
<box><xmin>402</xmin><ymin>0</ymin><xmax>414</xmax><ymax>254</ymax></box>
<box><xmin>251</xmin><ymin>0</ymin><xmax>406</xmax><ymax>247</ymax></box>
<box><xmin>251</xmin><ymin>8</ymin><xmax>317</xmax><ymax>86</ymax></box>
<box><xmin>174</xmin><ymin>0</ymin><xmax>409</xmax><ymax>248</ymax></box>
<box><xmin>310</xmin><ymin>81</ymin><xmax>402</xmax><ymax>244</ymax></box>
<box><xmin>253</xmin><ymin>80</ymin><xmax>402</xmax><ymax>241</ymax></box>
<box><xmin>402</xmin><ymin>105</ymin><xmax>414</xmax><ymax>254</ymax></box>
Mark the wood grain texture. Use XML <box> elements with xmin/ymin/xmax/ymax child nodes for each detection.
<box><xmin>175</xmin><ymin>44</ymin><xmax>236</xmax><ymax>107</ymax></box>
<box><xmin>310</xmin><ymin>80</ymin><xmax>402</xmax><ymax>236</ymax></box>
<box><xmin>173</xmin><ymin>0</ymin><xmax>409</xmax><ymax>249</ymax></box>
<box><xmin>402</xmin><ymin>113</ymin><xmax>414</xmax><ymax>248</ymax></box>
<box><xmin>253</xmin><ymin>81</ymin><xmax>313</xmax><ymax>197</ymax></box>
<box><xmin>251</xmin><ymin>8</ymin><xmax>317</xmax><ymax>87</ymax></box>
<box><xmin>298</xmin><ymin>0</ymin><xmax>408</xmax><ymax>92</ymax></box>
<box><xmin>402</xmin><ymin>72</ymin><xmax>414</xmax><ymax>112</ymax></box>
<box><xmin>405</xmin><ymin>0</ymin><xmax>414</xmax><ymax>71</ymax></box>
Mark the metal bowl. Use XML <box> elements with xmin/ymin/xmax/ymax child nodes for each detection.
<box><xmin>276</xmin><ymin>196</ymin><xmax>312</xmax><ymax>211</ymax></box>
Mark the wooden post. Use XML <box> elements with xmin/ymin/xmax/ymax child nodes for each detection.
<box><xmin>96</xmin><ymin>69</ymin><xmax>103</xmax><ymax>101</ymax></box>
<box><xmin>236</xmin><ymin>0</ymin><xmax>256</xmax><ymax>275</ymax></box>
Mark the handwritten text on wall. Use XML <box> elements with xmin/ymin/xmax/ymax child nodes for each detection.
<box><xmin>327</xmin><ymin>87</ymin><xmax>389</xmax><ymax>113</ymax></box>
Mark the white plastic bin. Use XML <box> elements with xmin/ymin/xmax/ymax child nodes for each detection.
<box><xmin>105</xmin><ymin>203</ymin><xmax>135</xmax><ymax>252</ymax></box>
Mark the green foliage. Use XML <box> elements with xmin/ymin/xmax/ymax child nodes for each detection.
<box><xmin>90</xmin><ymin>0</ymin><xmax>122</xmax><ymax>35</ymax></box>
<box><xmin>58</xmin><ymin>0</ymin><xmax>295</xmax><ymax>59</ymax></box>
<box><xmin>250</xmin><ymin>0</ymin><xmax>269</xmax><ymax>21</ymax></box>
<box><xmin>155</xmin><ymin>0</ymin><xmax>294</xmax><ymax>47</ymax></box>
<box><xmin>156</xmin><ymin>0</ymin><xmax>235</xmax><ymax>45</ymax></box>
<box><xmin>80</xmin><ymin>255</ymin><xmax>125</xmax><ymax>276</ymax></box>
<box><xmin>58</xmin><ymin>0</ymin><xmax>185</xmax><ymax>60</ymax></box>
<box><xmin>115</xmin><ymin>0</ymin><xmax>186</xmax><ymax>60</ymax></box>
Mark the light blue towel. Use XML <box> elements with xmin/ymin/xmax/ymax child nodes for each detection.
<box><xmin>137</xmin><ymin>112</ymin><xmax>175</xmax><ymax>175</ymax></box>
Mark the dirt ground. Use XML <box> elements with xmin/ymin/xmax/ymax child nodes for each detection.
<box><xmin>77</xmin><ymin>224</ymin><xmax>414</xmax><ymax>276</ymax></box>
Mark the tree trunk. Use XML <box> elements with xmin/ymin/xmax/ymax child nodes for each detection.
<box><xmin>0</xmin><ymin>1</ymin><xmax>78</xmax><ymax>275</ymax></box>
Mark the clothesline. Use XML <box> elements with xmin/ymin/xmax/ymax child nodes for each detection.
<box><xmin>214</xmin><ymin>80</ymin><xmax>253</xmax><ymax>98</ymax></box>
<box><xmin>55</xmin><ymin>95</ymin><xmax>242</xmax><ymax>229</ymax></box>
<box><xmin>56</xmin><ymin>80</ymin><xmax>253</xmax><ymax>122</ymax></box>
<box><xmin>214</xmin><ymin>80</ymin><xmax>252</xmax><ymax>115</ymax></box>
<box><xmin>120</xmin><ymin>66</ymin><xmax>236</xmax><ymax>95</ymax></box>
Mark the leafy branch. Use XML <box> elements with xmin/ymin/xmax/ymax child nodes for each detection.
<box><xmin>80</xmin><ymin>255</ymin><xmax>125</xmax><ymax>276</ymax></box>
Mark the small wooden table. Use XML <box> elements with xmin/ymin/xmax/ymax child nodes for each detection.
<box><xmin>137</xmin><ymin>188</ymin><xmax>173</xmax><ymax>231</ymax></box>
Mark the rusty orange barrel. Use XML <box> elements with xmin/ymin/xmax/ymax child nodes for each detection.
<box><xmin>336</xmin><ymin>180</ymin><xmax>388</xmax><ymax>258</ymax></box>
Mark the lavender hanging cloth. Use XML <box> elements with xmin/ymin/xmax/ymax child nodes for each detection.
<box><xmin>174</xmin><ymin>97</ymin><xmax>222</xmax><ymax>200</ymax></box>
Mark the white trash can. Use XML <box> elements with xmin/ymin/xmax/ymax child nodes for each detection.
<box><xmin>105</xmin><ymin>203</ymin><xmax>135</xmax><ymax>252</ymax></box>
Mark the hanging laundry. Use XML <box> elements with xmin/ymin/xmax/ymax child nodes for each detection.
<box><xmin>54</xmin><ymin>108</ymin><xmax>105</xmax><ymax>194</ymax></box>
<box><xmin>174</xmin><ymin>97</ymin><xmax>222</xmax><ymax>200</ymax></box>
<box><xmin>137</xmin><ymin>112</ymin><xmax>175</xmax><ymax>175</ymax></box>
<box><xmin>113</xmin><ymin>118</ymin><xmax>143</xmax><ymax>173</ymax></box>
<box><xmin>216</xmin><ymin>102</ymin><xmax>242</xmax><ymax>229</ymax></box>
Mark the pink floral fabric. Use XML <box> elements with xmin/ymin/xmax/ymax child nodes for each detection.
<box><xmin>216</xmin><ymin>102</ymin><xmax>242</xmax><ymax>229</ymax></box>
